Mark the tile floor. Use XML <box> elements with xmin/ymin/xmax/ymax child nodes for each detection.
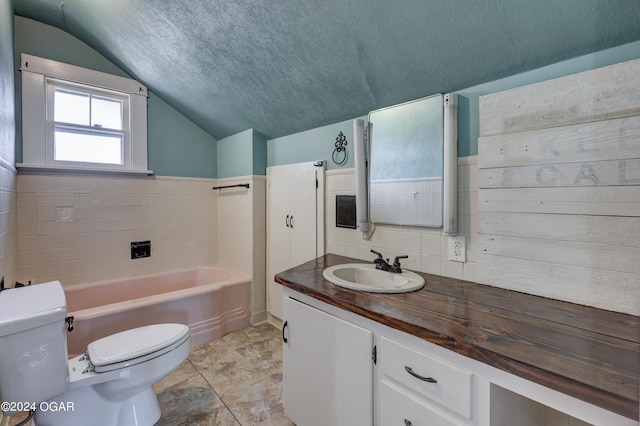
<box><xmin>155</xmin><ymin>323</ymin><xmax>294</xmax><ymax>426</ymax></box>
<box><xmin>4</xmin><ymin>323</ymin><xmax>294</xmax><ymax>426</ymax></box>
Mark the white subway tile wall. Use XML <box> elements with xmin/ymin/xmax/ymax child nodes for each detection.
<box><xmin>0</xmin><ymin>164</ymin><xmax>17</xmax><ymax>288</ymax></box>
<box><xmin>326</xmin><ymin>156</ymin><xmax>478</xmax><ymax>282</ymax></box>
<box><xmin>369</xmin><ymin>177</ymin><xmax>442</xmax><ymax>225</ymax></box>
<box><xmin>14</xmin><ymin>159</ymin><xmax>471</xmax><ymax>318</ymax></box>
<box><xmin>215</xmin><ymin>176</ymin><xmax>267</xmax><ymax>323</ymax></box>
<box><xmin>16</xmin><ymin>173</ymin><xmax>218</xmax><ymax>286</ymax></box>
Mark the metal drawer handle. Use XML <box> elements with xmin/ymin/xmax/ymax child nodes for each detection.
<box><xmin>404</xmin><ymin>419</ymin><xmax>412</xmax><ymax>426</ymax></box>
<box><xmin>404</xmin><ymin>366</ymin><xmax>437</xmax><ymax>383</ymax></box>
<box><xmin>282</xmin><ymin>320</ymin><xmax>288</xmax><ymax>343</ymax></box>
<box><xmin>286</xmin><ymin>214</ymin><xmax>290</xmax><ymax>228</ymax></box>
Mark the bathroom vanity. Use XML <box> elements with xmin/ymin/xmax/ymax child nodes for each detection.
<box><xmin>276</xmin><ymin>254</ymin><xmax>639</xmax><ymax>426</ymax></box>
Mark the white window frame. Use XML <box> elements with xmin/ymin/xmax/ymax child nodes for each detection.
<box><xmin>18</xmin><ymin>53</ymin><xmax>152</xmax><ymax>174</ymax></box>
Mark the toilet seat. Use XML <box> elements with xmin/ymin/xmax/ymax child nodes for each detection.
<box><xmin>87</xmin><ymin>323</ymin><xmax>190</xmax><ymax>373</ymax></box>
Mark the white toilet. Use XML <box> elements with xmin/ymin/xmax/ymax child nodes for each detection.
<box><xmin>0</xmin><ymin>280</ymin><xmax>190</xmax><ymax>426</ymax></box>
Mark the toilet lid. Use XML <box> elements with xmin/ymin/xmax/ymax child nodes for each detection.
<box><xmin>87</xmin><ymin>323</ymin><xmax>189</xmax><ymax>368</ymax></box>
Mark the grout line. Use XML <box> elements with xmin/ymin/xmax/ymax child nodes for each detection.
<box><xmin>185</xmin><ymin>357</ymin><xmax>243</xmax><ymax>426</ymax></box>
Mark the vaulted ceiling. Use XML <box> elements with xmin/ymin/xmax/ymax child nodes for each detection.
<box><xmin>13</xmin><ymin>0</ymin><xmax>640</xmax><ymax>140</ymax></box>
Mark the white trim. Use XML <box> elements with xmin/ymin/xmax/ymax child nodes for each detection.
<box><xmin>326</xmin><ymin>168</ymin><xmax>354</xmax><ymax>176</ymax></box>
<box><xmin>0</xmin><ymin>157</ymin><xmax>17</xmax><ymax>174</ymax></box>
<box><xmin>154</xmin><ymin>175</ymin><xmax>217</xmax><ymax>183</ymax></box>
<box><xmin>458</xmin><ymin>155</ymin><xmax>478</xmax><ymax>166</ymax></box>
<box><xmin>20</xmin><ymin>54</ymin><xmax>149</xmax><ymax>175</ymax></box>
<box><xmin>16</xmin><ymin>163</ymin><xmax>153</xmax><ymax>175</ymax></box>
<box><xmin>20</xmin><ymin>54</ymin><xmax>147</xmax><ymax>95</ymax></box>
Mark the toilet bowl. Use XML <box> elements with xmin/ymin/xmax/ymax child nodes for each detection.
<box><xmin>0</xmin><ymin>281</ymin><xmax>191</xmax><ymax>426</ymax></box>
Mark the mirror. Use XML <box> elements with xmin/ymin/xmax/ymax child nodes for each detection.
<box><xmin>368</xmin><ymin>94</ymin><xmax>445</xmax><ymax>227</ymax></box>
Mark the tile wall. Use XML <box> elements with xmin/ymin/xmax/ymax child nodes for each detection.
<box><xmin>14</xmin><ymin>156</ymin><xmax>468</xmax><ymax>322</ymax></box>
<box><xmin>0</xmin><ymin>162</ymin><xmax>17</xmax><ymax>289</ymax></box>
<box><xmin>369</xmin><ymin>177</ymin><xmax>443</xmax><ymax>226</ymax></box>
<box><xmin>15</xmin><ymin>171</ymin><xmax>267</xmax><ymax>323</ymax></box>
<box><xmin>326</xmin><ymin>156</ymin><xmax>478</xmax><ymax>282</ymax></box>
<box><xmin>215</xmin><ymin>176</ymin><xmax>267</xmax><ymax>323</ymax></box>
<box><xmin>16</xmin><ymin>173</ymin><xmax>218</xmax><ymax>286</ymax></box>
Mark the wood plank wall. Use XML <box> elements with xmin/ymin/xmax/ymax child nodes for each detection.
<box><xmin>477</xmin><ymin>59</ymin><xmax>640</xmax><ymax>316</ymax></box>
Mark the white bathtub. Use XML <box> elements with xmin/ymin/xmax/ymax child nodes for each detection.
<box><xmin>64</xmin><ymin>266</ymin><xmax>252</xmax><ymax>356</ymax></box>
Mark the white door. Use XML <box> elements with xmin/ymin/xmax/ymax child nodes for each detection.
<box><xmin>267</xmin><ymin>172</ymin><xmax>294</xmax><ymax>320</ymax></box>
<box><xmin>282</xmin><ymin>296</ymin><xmax>373</xmax><ymax>426</ymax></box>
<box><xmin>267</xmin><ymin>162</ymin><xmax>324</xmax><ymax>320</ymax></box>
<box><xmin>289</xmin><ymin>169</ymin><xmax>318</xmax><ymax>268</ymax></box>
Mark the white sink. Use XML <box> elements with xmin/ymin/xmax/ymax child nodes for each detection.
<box><xmin>322</xmin><ymin>263</ymin><xmax>425</xmax><ymax>293</ymax></box>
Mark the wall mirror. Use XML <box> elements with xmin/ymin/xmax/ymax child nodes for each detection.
<box><xmin>368</xmin><ymin>94</ymin><xmax>446</xmax><ymax>228</ymax></box>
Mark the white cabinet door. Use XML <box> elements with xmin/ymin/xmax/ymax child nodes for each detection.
<box><xmin>267</xmin><ymin>172</ymin><xmax>294</xmax><ymax>319</ymax></box>
<box><xmin>289</xmin><ymin>170</ymin><xmax>318</xmax><ymax>269</ymax></box>
<box><xmin>267</xmin><ymin>163</ymin><xmax>323</xmax><ymax>320</ymax></box>
<box><xmin>283</xmin><ymin>296</ymin><xmax>373</xmax><ymax>426</ymax></box>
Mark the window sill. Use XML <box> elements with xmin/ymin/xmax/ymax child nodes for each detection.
<box><xmin>16</xmin><ymin>163</ymin><xmax>154</xmax><ymax>175</ymax></box>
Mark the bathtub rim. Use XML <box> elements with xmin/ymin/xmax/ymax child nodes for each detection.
<box><xmin>63</xmin><ymin>266</ymin><xmax>252</xmax><ymax>321</ymax></box>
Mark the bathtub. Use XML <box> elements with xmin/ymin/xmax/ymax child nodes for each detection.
<box><xmin>64</xmin><ymin>266</ymin><xmax>252</xmax><ymax>356</ymax></box>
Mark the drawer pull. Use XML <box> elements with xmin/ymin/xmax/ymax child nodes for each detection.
<box><xmin>404</xmin><ymin>420</ymin><xmax>412</xmax><ymax>426</ymax></box>
<box><xmin>404</xmin><ymin>366</ymin><xmax>437</xmax><ymax>383</ymax></box>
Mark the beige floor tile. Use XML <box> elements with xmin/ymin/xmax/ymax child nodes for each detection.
<box><xmin>156</xmin><ymin>374</ymin><xmax>238</xmax><ymax>426</ymax></box>
<box><xmin>159</xmin><ymin>323</ymin><xmax>292</xmax><ymax>425</ymax></box>
<box><xmin>2</xmin><ymin>324</ymin><xmax>290</xmax><ymax>426</ymax></box>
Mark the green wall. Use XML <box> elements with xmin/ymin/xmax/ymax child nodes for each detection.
<box><xmin>217</xmin><ymin>129</ymin><xmax>267</xmax><ymax>178</ymax></box>
<box><xmin>269</xmin><ymin>39</ymin><xmax>640</xmax><ymax>164</ymax></box>
<box><xmin>147</xmin><ymin>94</ymin><xmax>216</xmax><ymax>178</ymax></box>
<box><xmin>268</xmin><ymin>117</ymin><xmax>361</xmax><ymax>170</ymax></box>
<box><xmin>456</xmin><ymin>38</ymin><xmax>640</xmax><ymax>156</ymax></box>
<box><xmin>13</xmin><ymin>16</ymin><xmax>217</xmax><ymax>178</ymax></box>
<box><xmin>14</xmin><ymin>15</ymin><xmax>640</xmax><ymax>177</ymax></box>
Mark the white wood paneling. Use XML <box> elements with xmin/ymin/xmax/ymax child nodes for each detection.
<box><xmin>477</xmin><ymin>254</ymin><xmax>639</xmax><ymax>310</ymax></box>
<box><xmin>478</xmin><ymin>234</ymin><xmax>640</xmax><ymax>275</ymax></box>
<box><xmin>479</xmin><ymin>115</ymin><xmax>640</xmax><ymax>169</ymax></box>
<box><xmin>479</xmin><ymin>187</ymin><xmax>640</xmax><ymax>216</ymax></box>
<box><xmin>479</xmin><ymin>58</ymin><xmax>640</xmax><ymax>137</ymax></box>
<box><xmin>478</xmin><ymin>59</ymin><xmax>640</xmax><ymax>315</ymax></box>
<box><xmin>478</xmin><ymin>212</ymin><xmax>640</xmax><ymax>247</ymax></box>
<box><xmin>479</xmin><ymin>159</ymin><xmax>639</xmax><ymax>188</ymax></box>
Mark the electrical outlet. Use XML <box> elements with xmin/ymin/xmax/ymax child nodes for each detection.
<box><xmin>449</xmin><ymin>236</ymin><xmax>466</xmax><ymax>262</ymax></box>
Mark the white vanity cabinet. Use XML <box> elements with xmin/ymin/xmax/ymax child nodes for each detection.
<box><xmin>278</xmin><ymin>259</ymin><xmax>638</xmax><ymax>426</ymax></box>
<box><xmin>379</xmin><ymin>336</ymin><xmax>477</xmax><ymax>425</ymax></box>
<box><xmin>379</xmin><ymin>382</ymin><xmax>458</xmax><ymax>426</ymax></box>
<box><xmin>282</xmin><ymin>295</ymin><xmax>373</xmax><ymax>426</ymax></box>
<box><xmin>281</xmin><ymin>289</ymin><xmax>488</xmax><ymax>426</ymax></box>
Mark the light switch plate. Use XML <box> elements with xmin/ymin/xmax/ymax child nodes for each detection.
<box><xmin>448</xmin><ymin>236</ymin><xmax>466</xmax><ymax>262</ymax></box>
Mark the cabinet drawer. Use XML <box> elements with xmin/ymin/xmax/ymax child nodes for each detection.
<box><xmin>380</xmin><ymin>380</ymin><xmax>458</xmax><ymax>426</ymax></box>
<box><xmin>380</xmin><ymin>336</ymin><xmax>472</xmax><ymax>419</ymax></box>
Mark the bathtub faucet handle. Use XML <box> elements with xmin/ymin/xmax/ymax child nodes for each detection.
<box><xmin>65</xmin><ymin>315</ymin><xmax>74</xmax><ymax>332</ymax></box>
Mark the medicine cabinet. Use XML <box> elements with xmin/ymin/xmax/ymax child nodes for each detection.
<box><xmin>356</xmin><ymin>93</ymin><xmax>458</xmax><ymax>233</ymax></box>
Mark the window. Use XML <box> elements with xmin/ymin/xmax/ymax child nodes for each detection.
<box><xmin>19</xmin><ymin>54</ymin><xmax>151</xmax><ymax>174</ymax></box>
<box><xmin>48</xmin><ymin>79</ymin><xmax>128</xmax><ymax>166</ymax></box>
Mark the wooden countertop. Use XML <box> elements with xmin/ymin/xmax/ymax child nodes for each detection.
<box><xmin>275</xmin><ymin>254</ymin><xmax>640</xmax><ymax>421</ymax></box>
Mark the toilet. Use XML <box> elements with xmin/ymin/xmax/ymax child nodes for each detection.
<box><xmin>0</xmin><ymin>280</ymin><xmax>190</xmax><ymax>426</ymax></box>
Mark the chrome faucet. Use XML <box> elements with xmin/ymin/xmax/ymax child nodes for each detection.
<box><xmin>370</xmin><ymin>250</ymin><xmax>408</xmax><ymax>273</ymax></box>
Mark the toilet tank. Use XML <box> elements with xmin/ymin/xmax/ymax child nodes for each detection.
<box><xmin>0</xmin><ymin>281</ymin><xmax>69</xmax><ymax>414</ymax></box>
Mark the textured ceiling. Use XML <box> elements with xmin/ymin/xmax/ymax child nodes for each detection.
<box><xmin>13</xmin><ymin>0</ymin><xmax>640</xmax><ymax>140</ymax></box>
